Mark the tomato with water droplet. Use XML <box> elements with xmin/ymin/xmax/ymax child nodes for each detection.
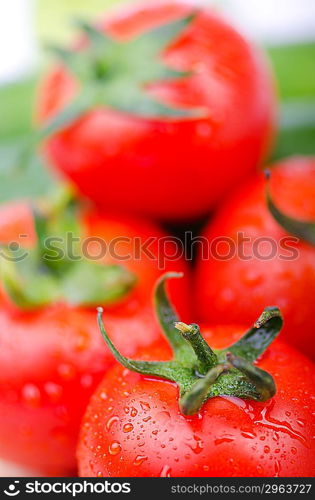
<box><xmin>195</xmin><ymin>156</ymin><xmax>315</xmax><ymax>358</ymax></box>
<box><xmin>78</xmin><ymin>326</ymin><xmax>315</xmax><ymax>477</ymax></box>
<box><xmin>36</xmin><ymin>0</ymin><xmax>275</xmax><ymax>221</ymax></box>
<box><xmin>0</xmin><ymin>202</ymin><xmax>190</xmax><ymax>475</ymax></box>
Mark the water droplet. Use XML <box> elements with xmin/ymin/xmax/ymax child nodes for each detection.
<box><xmin>44</xmin><ymin>382</ymin><xmax>62</xmax><ymax>402</ymax></box>
<box><xmin>160</xmin><ymin>465</ymin><xmax>172</xmax><ymax>477</ymax></box>
<box><xmin>100</xmin><ymin>392</ymin><xmax>107</xmax><ymax>401</ymax></box>
<box><xmin>97</xmin><ymin>472</ymin><xmax>103</xmax><ymax>477</ymax></box>
<box><xmin>106</xmin><ymin>416</ymin><xmax>119</xmax><ymax>431</ymax></box>
<box><xmin>256</xmin><ymin>464</ymin><xmax>263</xmax><ymax>474</ymax></box>
<box><xmin>130</xmin><ymin>407</ymin><xmax>138</xmax><ymax>417</ymax></box>
<box><xmin>57</xmin><ymin>363</ymin><xmax>76</xmax><ymax>380</ymax></box>
<box><xmin>155</xmin><ymin>411</ymin><xmax>171</xmax><ymax>424</ymax></box>
<box><xmin>197</xmin><ymin>122</ymin><xmax>212</xmax><ymax>138</ymax></box>
<box><xmin>274</xmin><ymin>459</ymin><xmax>281</xmax><ymax>477</ymax></box>
<box><xmin>241</xmin><ymin>430</ymin><xmax>256</xmax><ymax>439</ymax></box>
<box><xmin>22</xmin><ymin>384</ymin><xmax>41</xmax><ymax>407</ymax></box>
<box><xmin>254</xmin><ymin>406</ymin><xmax>306</xmax><ymax>445</ymax></box>
<box><xmin>109</xmin><ymin>441</ymin><xmax>121</xmax><ymax>456</ymax></box>
<box><xmin>133</xmin><ymin>455</ymin><xmax>148</xmax><ymax>466</ymax></box>
<box><xmin>140</xmin><ymin>401</ymin><xmax>150</xmax><ymax>411</ymax></box>
<box><xmin>188</xmin><ymin>435</ymin><xmax>204</xmax><ymax>454</ymax></box>
<box><xmin>123</xmin><ymin>423</ymin><xmax>134</xmax><ymax>433</ymax></box>
<box><xmin>81</xmin><ymin>374</ymin><xmax>93</xmax><ymax>388</ymax></box>
<box><xmin>241</xmin><ymin>269</ymin><xmax>263</xmax><ymax>287</ymax></box>
<box><xmin>74</xmin><ymin>331</ymin><xmax>90</xmax><ymax>351</ymax></box>
<box><xmin>214</xmin><ymin>436</ymin><xmax>234</xmax><ymax>446</ymax></box>
<box><xmin>143</xmin><ymin>416</ymin><xmax>151</xmax><ymax>422</ymax></box>
<box><xmin>264</xmin><ymin>445</ymin><xmax>270</xmax><ymax>454</ymax></box>
<box><xmin>291</xmin><ymin>447</ymin><xmax>297</xmax><ymax>455</ymax></box>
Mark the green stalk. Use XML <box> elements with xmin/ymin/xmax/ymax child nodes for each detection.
<box><xmin>97</xmin><ymin>273</ymin><xmax>283</xmax><ymax>416</ymax></box>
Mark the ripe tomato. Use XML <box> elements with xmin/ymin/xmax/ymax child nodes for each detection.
<box><xmin>36</xmin><ymin>1</ymin><xmax>275</xmax><ymax>221</ymax></box>
<box><xmin>0</xmin><ymin>202</ymin><xmax>190</xmax><ymax>475</ymax></box>
<box><xmin>77</xmin><ymin>274</ymin><xmax>315</xmax><ymax>477</ymax></box>
<box><xmin>195</xmin><ymin>156</ymin><xmax>315</xmax><ymax>358</ymax></box>
<box><xmin>77</xmin><ymin>329</ymin><xmax>315</xmax><ymax>477</ymax></box>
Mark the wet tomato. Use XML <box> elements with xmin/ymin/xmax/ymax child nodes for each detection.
<box><xmin>0</xmin><ymin>202</ymin><xmax>190</xmax><ymax>475</ymax></box>
<box><xmin>195</xmin><ymin>156</ymin><xmax>315</xmax><ymax>358</ymax></box>
<box><xmin>37</xmin><ymin>1</ymin><xmax>275</xmax><ymax>221</ymax></box>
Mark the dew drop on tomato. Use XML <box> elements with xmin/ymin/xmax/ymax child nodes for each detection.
<box><xmin>108</xmin><ymin>441</ymin><xmax>121</xmax><ymax>456</ymax></box>
<box><xmin>123</xmin><ymin>423</ymin><xmax>134</xmax><ymax>433</ymax></box>
<box><xmin>133</xmin><ymin>455</ymin><xmax>148</xmax><ymax>466</ymax></box>
<box><xmin>160</xmin><ymin>465</ymin><xmax>172</xmax><ymax>477</ymax></box>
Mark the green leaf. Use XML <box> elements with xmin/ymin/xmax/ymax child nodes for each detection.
<box><xmin>268</xmin><ymin>43</ymin><xmax>315</xmax><ymax>100</ymax></box>
<box><xmin>269</xmin><ymin>42</ymin><xmax>315</xmax><ymax>159</ymax></box>
<box><xmin>0</xmin><ymin>247</ymin><xmax>59</xmax><ymax>309</ymax></box>
<box><xmin>226</xmin><ymin>353</ymin><xmax>276</xmax><ymax>402</ymax></box>
<box><xmin>0</xmin><ymin>139</ymin><xmax>56</xmax><ymax>203</ymax></box>
<box><xmin>73</xmin><ymin>19</ymin><xmax>112</xmax><ymax>46</ymax></box>
<box><xmin>43</xmin><ymin>13</ymin><xmax>200</xmax><ymax>136</ymax></box>
<box><xmin>225</xmin><ymin>307</ymin><xmax>283</xmax><ymax>362</ymax></box>
<box><xmin>39</xmin><ymin>86</ymin><xmax>98</xmax><ymax>137</ymax></box>
<box><xmin>97</xmin><ymin>307</ymin><xmax>180</xmax><ymax>382</ymax></box>
<box><xmin>154</xmin><ymin>272</ymin><xmax>194</xmax><ymax>359</ymax></box>
<box><xmin>0</xmin><ymin>193</ymin><xmax>136</xmax><ymax>309</ymax></box>
<box><xmin>98</xmin><ymin>82</ymin><xmax>194</xmax><ymax>118</ymax></box>
<box><xmin>134</xmin><ymin>13</ymin><xmax>196</xmax><ymax>56</ymax></box>
<box><xmin>62</xmin><ymin>263</ymin><xmax>135</xmax><ymax>306</ymax></box>
<box><xmin>0</xmin><ymin>79</ymin><xmax>34</xmax><ymax>140</ymax></box>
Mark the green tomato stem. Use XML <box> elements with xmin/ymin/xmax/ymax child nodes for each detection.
<box><xmin>175</xmin><ymin>321</ymin><xmax>217</xmax><ymax>375</ymax></box>
<box><xmin>97</xmin><ymin>273</ymin><xmax>283</xmax><ymax>416</ymax></box>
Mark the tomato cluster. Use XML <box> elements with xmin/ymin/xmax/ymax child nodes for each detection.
<box><xmin>0</xmin><ymin>1</ymin><xmax>314</xmax><ymax>478</ymax></box>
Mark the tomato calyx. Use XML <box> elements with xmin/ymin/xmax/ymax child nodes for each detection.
<box><xmin>0</xmin><ymin>188</ymin><xmax>135</xmax><ymax>310</ymax></box>
<box><xmin>265</xmin><ymin>170</ymin><xmax>315</xmax><ymax>245</ymax></box>
<box><xmin>97</xmin><ymin>272</ymin><xmax>283</xmax><ymax>416</ymax></box>
<box><xmin>40</xmin><ymin>12</ymin><xmax>204</xmax><ymax>138</ymax></box>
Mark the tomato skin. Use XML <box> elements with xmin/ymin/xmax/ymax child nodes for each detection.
<box><xmin>0</xmin><ymin>202</ymin><xmax>190</xmax><ymax>475</ymax></box>
<box><xmin>37</xmin><ymin>1</ymin><xmax>275</xmax><ymax>221</ymax></box>
<box><xmin>77</xmin><ymin>325</ymin><xmax>315</xmax><ymax>478</ymax></box>
<box><xmin>194</xmin><ymin>156</ymin><xmax>315</xmax><ymax>359</ymax></box>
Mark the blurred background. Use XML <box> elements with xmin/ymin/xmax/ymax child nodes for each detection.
<box><xmin>0</xmin><ymin>0</ymin><xmax>314</xmax><ymax>475</ymax></box>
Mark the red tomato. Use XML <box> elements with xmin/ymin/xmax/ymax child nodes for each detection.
<box><xmin>0</xmin><ymin>202</ymin><xmax>190</xmax><ymax>475</ymax></box>
<box><xmin>77</xmin><ymin>326</ymin><xmax>315</xmax><ymax>477</ymax></box>
<box><xmin>195</xmin><ymin>156</ymin><xmax>315</xmax><ymax>358</ymax></box>
<box><xmin>36</xmin><ymin>1</ymin><xmax>275</xmax><ymax>221</ymax></box>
